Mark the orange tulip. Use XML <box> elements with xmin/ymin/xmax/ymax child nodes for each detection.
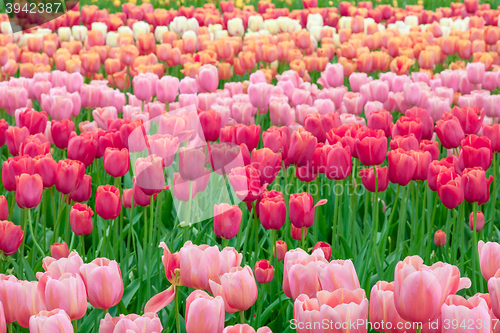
<box><xmin>390</xmin><ymin>56</ymin><xmax>413</xmax><ymax>75</ymax></box>
<box><xmin>340</xmin><ymin>42</ymin><xmax>356</xmax><ymax>59</ymax></box>
<box><xmin>294</xmin><ymin>30</ymin><xmax>311</xmax><ymax>49</ymax></box>
<box><xmin>316</xmin><ymin>57</ymin><xmax>329</xmax><ymax>72</ymax></box>
<box><xmin>288</xmin><ymin>49</ymin><xmax>303</xmax><ymax>63</ymax></box>
<box><xmin>338</xmin><ymin>56</ymin><xmax>357</xmax><ymax>76</ymax></box>
<box><xmin>303</xmin><ymin>56</ymin><xmax>316</xmax><ymax>72</ymax></box>
<box><xmin>290</xmin><ymin>59</ymin><xmax>306</xmax><ymax>77</ymax></box>
<box><xmin>458</xmin><ymin>39</ymin><xmax>472</xmax><ymax>59</ymax></box>
<box><xmin>356</xmin><ymin>52</ymin><xmax>373</xmax><ymax>73</ymax></box>
<box><xmin>418</xmin><ymin>49</ymin><xmax>435</xmax><ymax>69</ymax></box>
<box><xmin>138</xmin><ymin>33</ymin><xmax>156</xmax><ymax>55</ymax></box>
<box><xmin>440</xmin><ymin>36</ymin><xmax>458</xmax><ymax>55</ymax></box>
<box><xmin>262</xmin><ymin>44</ymin><xmax>278</xmax><ymax>63</ymax></box>
<box><xmin>472</xmin><ymin>40</ymin><xmax>486</xmax><ymax>53</ymax></box>
<box><xmin>372</xmin><ymin>51</ymin><xmax>391</xmax><ymax>71</ymax></box>
<box><xmin>218</xmin><ymin>62</ymin><xmax>232</xmax><ymax>80</ymax></box>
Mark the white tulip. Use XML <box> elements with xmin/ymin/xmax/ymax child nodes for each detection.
<box><xmin>208</xmin><ymin>24</ymin><xmax>223</xmax><ymax>35</ymax></box>
<box><xmin>170</xmin><ymin>16</ymin><xmax>188</xmax><ymax>36</ymax></box>
<box><xmin>441</xmin><ymin>26</ymin><xmax>451</xmax><ymax>37</ymax></box>
<box><xmin>228</xmin><ymin>17</ymin><xmax>244</xmax><ymax>36</ymax></box>
<box><xmin>35</xmin><ymin>28</ymin><xmax>52</xmax><ymax>36</ymax></box>
<box><xmin>132</xmin><ymin>21</ymin><xmax>150</xmax><ymax>40</ymax></box>
<box><xmin>404</xmin><ymin>15</ymin><xmax>418</xmax><ymax>26</ymax></box>
<box><xmin>339</xmin><ymin>16</ymin><xmax>352</xmax><ymax>29</ymax></box>
<box><xmin>309</xmin><ymin>25</ymin><xmax>322</xmax><ymax>41</ymax></box>
<box><xmin>363</xmin><ymin>18</ymin><xmax>375</xmax><ymax>33</ymax></box>
<box><xmin>186</xmin><ymin>18</ymin><xmax>199</xmax><ymax>32</ymax></box>
<box><xmin>118</xmin><ymin>26</ymin><xmax>134</xmax><ymax>36</ymax></box>
<box><xmin>377</xmin><ymin>24</ymin><xmax>386</xmax><ymax>32</ymax></box>
<box><xmin>307</xmin><ymin>13</ymin><xmax>323</xmax><ymax>30</ymax></box>
<box><xmin>91</xmin><ymin>22</ymin><xmax>108</xmax><ymax>39</ymax></box>
<box><xmin>215</xmin><ymin>30</ymin><xmax>229</xmax><ymax>40</ymax></box>
<box><xmin>440</xmin><ymin>18</ymin><xmax>453</xmax><ymax>28</ymax></box>
<box><xmin>58</xmin><ymin>27</ymin><xmax>72</xmax><ymax>42</ymax></box>
<box><xmin>72</xmin><ymin>25</ymin><xmax>88</xmax><ymax>42</ymax></box>
<box><xmin>106</xmin><ymin>31</ymin><xmax>119</xmax><ymax>47</ymax></box>
<box><xmin>248</xmin><ymin>15</ymin><xmax>264</xmax><ymax>32</ymax></box>
<box><xmin>263</xmin><ymin>19</ymin><xmax>279</xmax><ymax>35</ymax></box>
<box><xmin>333</xmin><ymin>33</ymin><xmax>341</xmax><ymax>47</ymax></box>
<box><xmin>1</xmin><ymin>21</ymin><xmax>12</xmax><ymax>34</ymax></box>
<box><xmin>182</xmin><ymin>30</ymin><xmax>197</xmax><ymax>42</ymax></box>
<box><xmin>155</xmin><ymin>26</ymin><xmax>169</xmax><ymax>43</ymax></box>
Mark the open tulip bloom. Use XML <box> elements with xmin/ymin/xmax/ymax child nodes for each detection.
<box><xmin>3</xmin><ymin>0</ymin><xmax>500</xmax><ymax>332</ymax></box>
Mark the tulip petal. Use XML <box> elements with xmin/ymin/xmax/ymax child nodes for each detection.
<box><xmin>313</xmin><ymin>199</ymin><xmax>328</xmax><ymax>208</ymax></box>
<box><xmin>144</xmin><ymin>286</ymin><xmax>175</xmax><ymax>313</ymax></box>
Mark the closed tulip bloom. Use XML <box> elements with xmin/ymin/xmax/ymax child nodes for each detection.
<box><xmin>19</xmin><ymin>135</ymin><xmax>50</xmax><ymax>158</ymax></box>
<box><xmin>441</xmin><ymin>295</ymin><xmax>490</xmax><ymax>333</ymax></box>
<box><xmin>483</xmin><ymin>124</ymin><xmax>500</xmax><ymax>153</ymax></box>
<box><xmin>69</xmin><ymin>174</ymin><xmax>92</xmax><ymax>203</ymax></box>
<box><xmin>360</xmin><ymin>166</ymin><xmax>389</xmax><ymax>192</ymax></box>
<box><xmin>221</xmin><ymin>124</ymin><xmax>261</xmax><ymax>152</ymax></box>
<box><xmin>185</xmin><ymin>290</ymin><xmax>225</xmax><ymax>333</ymax></box>
<box><xmin>390</xmin><ymin>135</ymin><xmax>419</xmax><ymax>152</ymax></box>
<box><xmin>469</xmin><ymin>211</ymin><xmax>485</xmax><ymax>232</ymax></box>
<box><xmin>254</xmin><ymin>260</ymin><xmax>274</xmax><ymax>284</ymax></box>
<box><xmin>16</xmin><ymin>280</ymin><xmax>47</xmax><ymax>328</ymax></box>
<box><xmin>325</xmin><ymin>143</ymin><xmax>352</xmax><ymax>180</ymax></box>
<box><xmin>196</xmin><ymin>65</ymin><xmax>219</xmax><ymax>93</ymax></box>
<box><xmin>103</xmin><ymin>148</ymin><xmax>130</xmax><ymax>178</ymax></box>
<box><xmin>210</xmin><ymin>265</ymin><xmax>258</xmax><ymax>313</ymax></box>
<box><xmin>56</xmin><ymin>159</ymin><xmax>85</xmax><ymax>195</ymax></box>
<box><xmin>437</xmin><ymin>170</ymin><xmax>464</xmax><ymax>209</ymax></box>
<box><xmin>320</xmin><ymin>63</ymin><xmax>344</xmax><ymax>88</ymax></box>
<box><xmin>466</xmin><ymin>62</ymin><xmax>486</xmax><ymax>85</ymax></box>
<box><xmin>18</xmin><ymin>109</ymin><xmax>48</xmax><ymax>135</ymax></box>
<box><xmin>459</xmin><ymin>135</ymin><xmax>493</xmax><ymax>171</ymax></box>
<box><xmin>419</xmin><ymin>140</ymin><xmax>439</xmax><ymax>161</ymax></box>
<box><xmin>33</xmin><ymin>154</ymin><xmax>58</xmax><ymax>188</ymax></box>
<box><xmin>29</xmin><ymin>309</ymin><xmax>73</xmax><ymax>333</ymax></box>
<box><xmin>289</xmin><ymin>193</ymin><xmax>327</xmax><ymax>229</ymax></box>
<box><xmin>228</xmin><ymin>166</ymin><xmax>261</xmax><ymax>202</ymax></box>
<box><xmin>435</xmin><ymin>115</ymin><xmax>465</xmax><ymax>149</ymax></box>
<box><xmin>0</xmin><ymin>196</ymin><xmax>7</xmax><ymax>220</ymax></box>
<box><xmin>50</xmin><ymin>242</ymin><xmax>69</xmax><ymax>260</ymax></box>
<box><xmin>70</xmin><ymin>203</ymin><xmax>93</xmax><ymax>235</ymax></box>
<box><xmin>462</xmin><ymin>167</ymin><xmax>493</xmax><ymax>205</ymax></box>
<box><xmin>388</xmin><ymin>149</ymin><xmax>417</xmax><ymax>186</ymax></box>
<box><xmin>41</xmin><ymin>272</ymin><xmax>87</xmax><ymax>321</ymax></box>
<box><xmin>0</xmin><ymin>119</ymin><xmax>8</xmax><ymax>147</ymax></box>
<box><xmin>313</xmin><ymin>242</ymin><xmax>332</xmax><ymax>261</ymax></box>
<box><xmin>250</xmin><ymin>148</ymin><xmax>282</xmax><ymax>186</ymax></box>
<box><xmin>287</xmin><ymin>129</ymin><xmax>318</xmax><ymax>167</ymax></box>
<box><xmin>79</xmin><ymin>259</ymin><xmax>123</xmax><ymax>309</ymax></box>
<box><xmin>156</xmin><ymin>76</ymin><xmax>179</xmax><ymax>104</ymax></box>
<box><xmin>370</xmin><ymin>281</ymin><xmax>409</xmax><ymax>333</ymax></box>
<box><xmin>214</xmin><ymin>203</ymin><xmax>242</xmax><ymax>240</ymax></box>
<box><xmin>263</xmin><ymin>126</ymin><xmax>290</xmax><ymax>160</ymax></box>
<box><xmin>180</xmin><ymin>241</ymin><xmax>220</xmax><ymax>290</ymax></box>
<box><xmin>318</xmin><ymin>288</ymin><xmax>368</xmax><ymax>333</ymax></box>
<box><xmin>132</xmin><ymin>75</ymin><xmax>154</xmax><ymax>102</ymax></box>
<box><xmin>0</xmin><ymin>220</ymin><xmax>23</xmax><ymax>256</ymax></box>
<box><xmin>199</xmin><ymin>109</ymin><xmax>222</xmax><ymax>142</ymax></box>
<box><xmin>355</xmin><ymin>129</ymin><xmax>387</xmax><ymax>166</ymax></box>
<box><xmin>428</xmin><ymin>157</ymin><xmax>456</xmax><ymax>192</ymax></box>
<box><xmin>410</xmin><ymin>150</ymin><xmax>433</xmax><ymax>181</ymax></box>
<box><xmin>479</xmin><ymin>241</ymin><xmax>500</xmax><ymax>281</ymax></box>
<box><xmin>0</xmin><ymin>274</ymin><xmax>19</xmax><ymax>324</ymax></box>
<box><xmin>134</xmin><ymin>155</ymin><xmax>165</xmax><ymax>195</ymax></box>
<box><xmin>260</xmin><ymin>191</ymin><xmax>287</xmax><ymax>230</ymax></box>
<box><xmin>248</xmin><ymin>83</ymin><xmax>272</xmax><ymax>109</ymax></box>
<box><xmin>269</xmin><ymin>101</ymin><xmax>294</xmax><ymax>127</ymax></box>
<box><xmin>293</xmin><ymin>294</ymin><xmax>322</xmax><ymax>333</ymax></box>
<box><xmin>5</xmin><ymin>155</ymin><xmax>34</xmax><ymax>191</ymax></box>
<box><xmin>275</xmin><ymin>240</ymin><xmax>287</xmax><ymax>261</ymax></box>
<box><xmin>179</xmin><ymin>147</ymin><xmax>207</xmax><ymax>181</ymax></box>
<box><xmin>434</xmin><ymin>230</ymin><xmax>446</xmax><ymax>247</ymax></box>
<box><xmin>342</xmin><ymin>92</ymin><xmax>363</xmax><ymax>115</ymax></box>
<box><xmin>67</xmin><ymin>131</ymin><xmax>98</xmax><ymax>167</ymax></box>
<box><xmin>95</xmin><ymin>185</ymin><xmax>121</xmax><ymax>220</ymax></box>
<box><xmin>392</xmin><ymin>116</ymin><xmax>423</xmax><ymax>142</ymax></box>
<box><xmin>451</xmin><ymin>106</ymin><xmax>484</xmax><ymax>135</ymax></box>
<box><xmin>367</xmin><ymin>110</ymin><xmax>393</xmax><ymax>137</ymax></box>
<box><xmin>6</xmin><ymin>126</ymin><xmax>30</xmax><ymax>156</ymax></box>
<box><xmin>16</xmin><ymin>173</ymin><xmax>43</xmax><ymax>209</ymax></box>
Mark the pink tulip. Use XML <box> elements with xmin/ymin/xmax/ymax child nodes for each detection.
<box><xmin>16</xmin><ymin>281</ymin><xmax>47</xmax><ymax>328</ymax></box>
<box><xmin>248</xmin><ymin>83</ymin><xmax>272</xmax><ymax>109</ymax></box>
<box><xmin>214</xmin><ymin>203</ymin><xmax>242</xmax><ymax>240</ymax></box>
<box><xmin>343</xmin><ymin>92</ymin><xmax>364</xmax><ymax>115</ymax></box>
<box><xmin>79</xmin><ymin>259</ymin><xmax>124</xmax><ymax>310</ymax></box>
<box><xmin>42</xmin><ymin>252</ymin><xmax>84</xmax><ymax>280</ymax></box>
<box><xmin>29</xmin><ymin>309</ymin><xmax>73</xmax><ymax>333</ymax></box>
<box><xmin>293</xmin><ymin>294</ymin><xmax>322</xmax><ymax>333</ymax></box>
<box><xmin>180</xmin><ymin>241</ymin><xmax>221</xmax><ymax>290</ymax></box>
<box><xmin>210</xmin><ymin>266</ymin><xmax>258</xmax><ymax>313</ymax></box>
<box><xmin>370</xmin><ymin>281</ymin><xmax>409</xmax><ymax>333</ymax></box>
<box><xmin>349</xmin><ymin>73</ymin><xmax>373</xmax><ymax>93</ymax></box>
<box><xmin>466</xmin><ymin>62</ymin><xmax>486</xmax><ymax>85</ymax></box>
<box><xmin>317</xmin><ymin>259</ymin><xmax>360</xmax><ymax>292</ymax></box>
<box><xmin>403</xmin><ymin>82</ymin><xmax>422</xmax><ymax>106</ymax></box>
<box><xmin>219</xmin><ymin>247</ymin><xmax>243</xmax><ymax>276</ymax></box>
<box><xmin>319</xmin><ymin>63</ymin><xmax>344</xmax><ymax>88</ymax></box>
<box><xmin>156</xmin><ymin>75</ymin><xmax>179</xmax><ymax>103</ymax></box>
<box><xmin>284</xmin><ymin>249</ymin><xmax>327</xmax><ymax>300</ymax></box>
<box><xmin>0</xmin><ymin>274</ymin><xmax>19</xmax><ymax>324</ymax></box>
<box><xmin>318</xmin><ymin>288</ymin><xmax>369</xmax><ymax>333</ymax></box>
<box><xmin>185</xmin><ymin>290</ymin><xmax>225</xmax><ymax>333</ymax></box>
<box><xmin>40</xmin><ymin>272</ymin><xmax>87</xmax><ymax>320</ymax></box>
<box><xmin>99</xmin><ymin>313</ymin><xmax>163</xmax><ymax>333</ymax></box>
<box><xmin>197</xmin><ymin>65</ymin><xmax>219</xmax><ymax>93</ymax></box>
<box><xmin>441</xmin><ymin>295</ymin><xmax>490</xmax><ymax>333</ymax></box>
<box><xmin>478</xmin><ymin>241</ymin><xmax>500</xmax><ymax>281</ymax></box>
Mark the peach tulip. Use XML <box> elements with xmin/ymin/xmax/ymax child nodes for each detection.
<box><xmin>29</xmin><ymin>309</ymin><xmax>73</xmax><ymax>333</ymax></box>
<box><xmin>180</xmin><ymin>241</ymin><xmax>221</xmax><ymax>290</ymax></box>
<box><xmin>210</xmin><ymin>266</ymin><xmax>258</xmax><ymax>313</ymax></box>
<box><xmin>79</xmin><ymin>259</ymin><xmax>124</xmax><ymax>309</ymax></box>
<box><xmin>185</xmin><ymin>290</ymin><xmax>225</xmax><ymax>333</ymax></box>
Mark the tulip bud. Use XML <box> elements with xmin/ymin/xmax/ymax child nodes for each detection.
<box><xmin>50</xmin><ymin>242</ymin><xmax>69</xmax><ymax>259</ymax></box>
<box><xmin>291</xmin><ymin>223</ymin><xmax>307</xmax><ymax>241</ymax></box>
<box><xmin>312</xmin><ymin>241</ymin><xmax>332</xmax><ymax>261</ymax></box>
<box><xmin>103</xmin><ymin>148</ymin><xmax>130</xmax><ymax>178</ymax></box>
<box><xmin>469</xmin><ymin>211</ymin><xmax>485</xmax><ymax>232</ymax></box>
<box><xmin>260</xmin><ymin>191</ymin><xmax>287</xmax><ymax>230</ymax></box>
<box><xmin>274</xmin><ymin>240</ymin><xmax>287</xmax><ymax>261</ymax></box>
<box><xmin>214</xmin><ymin>203</ymin><xmax>242</xmax><ymax>240</ymax></box>
<box><xmin>289</xmin><ymin>193</ymin><xmax>327</xmax><ymax>229</ymax></box>
<box><xmin>16</xmin><ymin>173</ymin><xmax>43</xmax><ymax>209</ymax></box>
<box><xmin>0</xmin><ymin>220</ymin><xmax>23</xmax><ymax>256</ymax></box>
<box><xmin>434</xmin><ymin>230</ymin><xmax>446</xmax><ymax>247</ymax></box>
<box><xmin>254</xmin><ymin>259</ymin><xmax>275</xmax><ymax>284</ymax></box>
<box><xmin>70</xmin><ymin>203</ymin><xmax>94</xmax><ymax>235</ymax></box>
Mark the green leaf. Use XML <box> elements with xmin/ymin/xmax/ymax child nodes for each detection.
<box><xmin>79</xmin><ymin>309</ymin><xmax>98</xmax><ymax>333</ymax></box>
<box><xmin>122</xmin><ymin>279</ymin><xmax>141</xmax><ymax>307</ymax></box>
<box><xmin>20</xmin><ymin>256</ymin><xmax>36</xmax><ymax>280</ymax></box>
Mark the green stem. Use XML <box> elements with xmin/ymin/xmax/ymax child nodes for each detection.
<box><xmin>28</xmin><ymin>208</ymin><xmax>45</xmax><ymax>257</ymax></box>
<box><xmin>301</xmin><ymin>227</ymin><xmax>307</xmax><ymax>250</ymax></box>
<box><xmin>372</xmin><ymin>166</ymin><xmax>382</xmax><ymax>279</ymax></box>
<box><xmin>174</xmin><ymin>286</ymin><xmax>181</xmax><ymax>333</ymax></box>
<box><xmin>472</xmin><ymin>202</ymin><xmax>480</xmax><ymax>293</ymax></box>
<box><xmin>489</xmin><ymin>154</ymin><xmax>497</xmax><ymax>236</ymax></box>
<box><xmin>73</xmin><ymin>320</ymin><xmax>77</xmax><ymax>333</ymax></box>
<box><xmin>147</xmin><ymin>194</ymin><xmax>154</xmax><ymax>300</ymax></box>
<box><xmin>69</xmin><ymin>232</ymin><xmax>76</xmax><ymax>252</ymax></box>
<box><xmin>397</xmin><ymin>186</ymin><xmax>409</xmax><ymax>257</ymax></box>
<box><xmin>7</xmin><ymin>323</ymin><xmax>13</xmax><ymax>333</ymax></box>
<box><xmin>239</xmin><ymin>311</ymin><xmax>245</xmax><ymax>324</ymax></box>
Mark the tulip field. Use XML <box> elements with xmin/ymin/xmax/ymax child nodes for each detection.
<box><xmin>4</xmin><ymin>0</ymin><xmax>500</xmax><ymax>332</ymax></box>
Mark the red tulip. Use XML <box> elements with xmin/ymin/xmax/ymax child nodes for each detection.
<box><xmin>56</xmin><ymin>159</ymin><xmax>85</xmax><ymax>195</ymax></box>
<box><xmin>428</xmin><ymin>156</ymin><xmax>456</xmax><ymax>191</ymax></box>
<box><xmin>367</xmin><ymin>109</ymin><xmax>393</xmax><ymax>137</ymax></box>
<box><xmin>70</xmin><ymin>203</ymin><xmax>94</xmax><ymax>235</ymax></box>
<box><xmin>98</xmin><ymin>129</ymin><xmax>123</xmax><ymax>158</ymax></box>
<box><xmin>304</xmin><ymin>113</ymin><xmax>327</xmax><ymax>143</ymax></box>
<box><xmin>274</xmin><ymin>240</ymin><xmax>287</xmax><ymax>261</ymax></box>
<box><xmin>435</xmin><ymin>115</ymin><xmax>465</xmax><ymax>149</ymax></box>
<box><xmin>451</xmin><ymin>106</ymin><xmax>484</xmax><ymax>135</ymax></box>
<box><xmin>5</xmin><ymin>126</ymin><xmax>29</xmax><ymax>156</ymax></box>
<box><xmin>228</xmin><ymin>165</ymin><xmax>261</xmax><ymax>202</ymax></box>
<box><xmin>16</xmin><ymin>173</ymin><xmax>43</xmax><ymax>209</ymax></box>
<box><xmin>388</xmin><ymin>148</ymin><xmax>417</xmax><ymax>186</ymax></box>
<box><xmin>291</xmin><ymin>223</ymin><xmax>307</xmax><ymax>240</ymax></box>
<box><xmin>405</xmin><ymin>107</ymin><xmax>434</xmax><ymax>140</ymax></box>
<box><xmin>50</xmin><ymin>242</ymin><xmax>69</xmax><ymax>259</ymax></box>
<box><xmin>483</xmin><ymin>124</ymin><xmax>500</xmax><ymax>153</ymax></box>
<box><xmin>410</xmin><ymin>150</ymin><xmax>433</xmax><ymax>181</ymax></box>
<box><xmin>103</xmin><ymin>148</ymin><xmax>130</xmax><ymax>178</ymax></box>
<box><xmin>95</xmin><ymin>185</ymin><xmax>121</xmax><ymax>220</ymax></box>
<box><xmin>355</xmin><ymin>129</ymin><xmax>387</xmax><ymax>166</ymax></box>
<box><xmin>469</xmin><ymin>211</ymin><xmax>485</xmax><ymax>231</ymax></box>
<box><xmin>19</xmin><ymin>134</ymin><xmax>50</xmax><ymax>158</ymax></box>
<box><xmin>69</xmin><ymin>174</ymin><xmax>92</xmax><ymax>203</ymax></box>
<box><xmin>132</xmin><ymin>177</ymin><xmax>157</xmax><ymax>207</ymax></box>
<box><xmin>0</xmin><ymin>119</ymin><xmax>8</xmax><ymax>147</ymax></box>
<box><xmin>214</xmin><ymin>203</ymin><xmax>242</xmax><ymax>240</ymax></box>
<box><xmin>199</xmin><ymin>109</ymin><xmax>222</xmax><ymax>142</ymax></box>
<box><xmin>434</xmin><ymin>230</ymin><xmax>446</xmax><ymax>247</ymax></box>
<box><xmin>459</xmin><ymin>134</ymin><xmax>493</xmax><ymax>171</ymax></box>
<box><xmin>289</xmin><ymin>192</ymin><xmax>327</xmax><ymax>229</ymax></box>
<box><xmin>312</xmin><ymin>241</ymin><xmax>332</xmax><ymax>261</ymax></box>
<box><xmin>67</xmin><ymin>131</ymin><xmax>98</xmax><ymax>167</ymax></box>
<box><xmin>209</xmin><ymin>142</ymin><xmax>250</xmax><ymax>175</ymax></box>
<box><xmin>390</xmin><ymin>134</ymin><xmax>419</xmax><ymax>151</ymax></box>
<box><xmin>254</xmin><ymin>260</ymin><xmax>274</xmax><ymax>284</ymax></box>
<box><xmin>0</xmin><ymin>196</ymin><xmax>7</xmax><ymax>220</ymax></box>
<box><xmin>327</xmin><ymin>123</ymin><xmax>364</xmax><ymax>158</ymax></box>
<box><xmin>51</xmin><ymin>119</ymin><xmax>75</xmax><ymax>150</ymax></box>
<box><xmin>263</xmin><ymin>126</ymin><xmax>290</xmax><ymax>160</ymax></box>
<box><xmin>33</xmin><ymin>154</ymin><xmax>58</xmax><ymax>189</ymax></box>
<box><xmin>0</xmin><ymin>220</ymin><xmax>23</xmax><ymax>256</ymax></box>
<box><xmin>221</xmin><ymin>124</ymin><xmax>261</xmax><ymax>151</ymax></box>
<box><xmin>325</xmin><ymin>142</ymin><xmax>352</xmax><ymax>180</ymax></box>
<box><xmin>437</xmin><ymin>170</ymin><xmax>464</xmax><ymax>209</ymax></box>
<box><xmin>259</xmin><ymin>190</ymin><xmax>287</xmax><ymax>230</ymax></box>
<box><xmin>360</xmin><ymin>166</ymin><xmax>389</xmax><ymax>192</ymax></box>
<box><xmin>120</xmin><ymin>119</ymin><xmax>146</xmax><ymax>152</ymax></box>
<box><xmin>286</xmin><ymin>128</ymin><xmax>318</xmax><ymax>167</ymax></box>
<box><xmin>392</xmin><ymin>116</ymin><xmax>423</xmax><ymax>141</ymax></box>
<box><xmin>462</xmin><ymin>167</ymin><xmax>494</xmax><ymax>204</ymax></box>
<box><xmin>250</xmin><ymin>148</ymin><xmax>282</xmax><ymax>186</ymax></box>
<box><xmin>6</xmin><ymin>155</ymin><xmax>34</xmax><ymax>190</ymax></box>
<box><xmin>18</xmin><ymin>108</ymin><xmax>48</xmax><ymax>135</ymax></box>
<box><xmin>420</xmin><ymin>140</ymin><xmax>439</xmax><ymax>161</ymax></box>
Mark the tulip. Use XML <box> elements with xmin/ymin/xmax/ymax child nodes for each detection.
<box><xmin>451</xmin><ymin>106</ymin><xmax>484</xmax><ymax>135</ymax></box>
<box><xmin>18</xmin><ymin>109</ymin><xmax>48</xmax><ymax>135</ymax></box>
<box><xmin>428</xmin><ymin>157</ymin><xmax>456</xmax><ymax>192</ymax></box>
<box><xmin>196</xmin><ymin>65</ymin><xmax>219</xmax><ymax>93</ymax></box>
<box><xmin>16</xmin><ymin>173</ymin><xmax>43</xmax><ymax>209</ymax></box>
<box><xmin>483</xmin><ymin>124</ymin><xmax>500</xmax><ymax>153</ymax></box>
<box><xmin>325</xmin><ymin>143</ymin><xmax>352</xmax><ymax>180</ymax></box>
<box><xmin>390</xmin><ymin>135</ymin><xmax>419</xmax><ymax>152</ymax></box>
<box><xmin>318</xmin><ymin>288</ymin><xmax>369</xmax><ymax>332</ymax></box>
<box><xmin>367</xmin><ymin>110</ymin><xmax>393</xmax><ymax>137</ymax></box>
<box><xmin>466</xmin><ymin>62</ymin><xmax>486</xmax><ymax>85</ymax></box>
<box><xmin>79</xmin><ymin>259</ymin><xmax>124</xmax><ymax>309</ymax></box>
<box><xmin>250</xmin><ymin>148</ymin><xmax>282</xmax><ymax>186</ymax></box>
<box><xmin>68</xmin><ymin>174</ymin><xmax>91</xmax><ymax>203</ymax></box>
<box><xmin>469</xmin><ymin>211</ymin><xmax>485</xmax><ymax>232</ymax></box>
<box><xmin>56</xmin><ymin>159</ymin><xmax>85</xmax><ymax>195</ymax></box>
<box><xmin>319</xmin><ymin>63</ymin><xmax>344</xmax><ymax>88</ymax></box>
<box><xmin>4</xmin><ymin>155</ymin><xmax>33</xmax><ymax>191</ymax></box>
<box><xmin>185</xmin><ymin>290</ymin><xmax>225</xmax><ymax>333</ymax></box>
<box><xmin>33</xmin><ymin>154</ymin><xmax>58</xmax><ymax>189</ymax></box>
<box><xmin>254</xmin><ymin>260</ymin><xmax>275</xmax><ymax>284</ymax></box>
<box><xmin>0</xmin><ymin>220</ymin><xmax>23</xmax><ymax>256</ymax></box>
<box><xmin>178</xmin><ymin>146</ymin><xmax>207</xmax><ymax>182</ymax></box>
<box><xmin>0</xmin><ymin>196</ymin><xmax>7</xmax><ymax>220</ymax></box>
<box><xmin>50</xmin><ymin>242</ymin><xmax>69</xmax><ymax>260</ymax></box>
<box><xmin>214</xmin><ymin>203</ymin><xmax>242</xmax><ymax>240</ymax></box>
<box><xmin>103</xmin><ymin>148</ymin><xmax>130</xmax><ymax>178</ymax></box>
<box><xmin>134</xmin><ymin>155</ymin><xmax>165</xmax><ymax>195</ymax></box>
<box><xmin>199</xmin><ymin>109</ymin><xmax>222</xmax><ymax>142</ymax></box>
<box><xmin>263</xmin><ymin>126</ymin><xmax>290</xmax><ymax>161</ymax></box>
<box><xmin>95</xmin><ymin>185</ymin><xmax>121</xmax><ymax>220</ymax></box>
<box><xmin>437</xmin><ymin>170</ymin><xmax>464</xmax><ymax>209</ymax></box>
<box><xmin>210</xmin><ymin>265</ymin><xmax>258</xmax><ymax>313</ymax></box>
<box><xmin>441</xmin><ymin>295</ymin><xmax>490</xmax><ymax>333</ymax></box>
<box><xmin>67</xmin><ymin>132</ymin><xmax>98</xmax><ymax>167</ymax></box>
<box><xmin>70</xmin><ymin>203</ymin><xmax>94</xmax><ymax>235</ymax></box>
<box><xmin>248</xmin><ymin>83</ymin><xmax>272</xmax><ymax>109</ymax></box>
<box><xmin>260</xmin><ymin>191</ymin><xmax>287</xmax><ymax>230</ymax></box>
<box><xmin>478</xmin><ymin>241</ymin><xmax>500</xmax><ymax>282</ymax></box>
<box><xmin>156</xmin><ymin>76</ymin><xmax>179</xmax><ymax>104</ymax></box>
<box><xmin>19</xmin><ymin>135</ymin><xmax>50</xmax><ymax>158</ymax></box>
<box><xmin>343</xmin><ymin>92</ymin><xmax>363</xmax><ymax>115</ymax></box>
<box><xmin>387</xmin><ymin>149</ymin><xmax>417</xmax><ymax>187</ymax></box>
<box><xmin>462</xmin><ymin>167</ymin><xmax>493</xmax><ymax>205</ymax></box>
<box><xmin>274</xmin><ymin>240</ymin><xmax>287</xmax><ymax>261</ymax></box>
<box><xmin>133</xmin><ymin>74</ymin><xmax>154</xmax><ymax>102</ymax></box>
<box><xmin>5</xmin><ymin>126</ymin><xmax>30</xmax><ymax>156</ymax></box>
<box><xmin>180</xmin><ymin>241</ymin><xmax>221</xmax><ymax>290</ymax></box>
<box><xmin>459</xmin><ymin>135</ymin><xmax>493</xmax><ymax>171</ymax></box>
<box><xmin>313</xmin><ymin>242</ymin><xmax>332</xmax><ymax>261</ymax></box>
<box><xmin>293</xmin><ymin>294</ymin><xmax>322</xmax><ymax>333</ymax></box>
<box><xmin>0</xmin><ymin>119</ymin><xmax>8</xmax><ymax>147</ymax></box>
<box><xmin>287</xmin><ymin>129</ymin><xmax>318</xmax><ymax>167</ymax></box>
<box><xmin>289</xmin><ymin>193</ymin><xmax>327</xmax><ymax>229</ymax></box>
<box><xmin>360</xmin><ymin>166</ymin><xmax>389</xmax><ymax>192</ymax></box>
<box><xmin>221</xmin><ymin>124</ymin><xmax>261</xmax><ymax>152</ymax></box>
<box><xmin>434</xmin><ymin>230</ymin><xmax>446</xmax><ymax>247</ymax></box>
<box><xmin>355</xmin><ymin>129</ymin><xmax>387</xmax><ymax>166</ymax></box>
<box><xmin>370</xmin><ymin>281</ymin><xmax>409</xmax><ymax>333</ymax></box>
<box><xmin>29</xmin><ymin>309</ymin><xmax>73</xmax><ymax>333</ymax></box>
<box><xmin>435</xmin><ymin>115</ymin><xmax>465</xmax><ymax>149</ymax></box>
